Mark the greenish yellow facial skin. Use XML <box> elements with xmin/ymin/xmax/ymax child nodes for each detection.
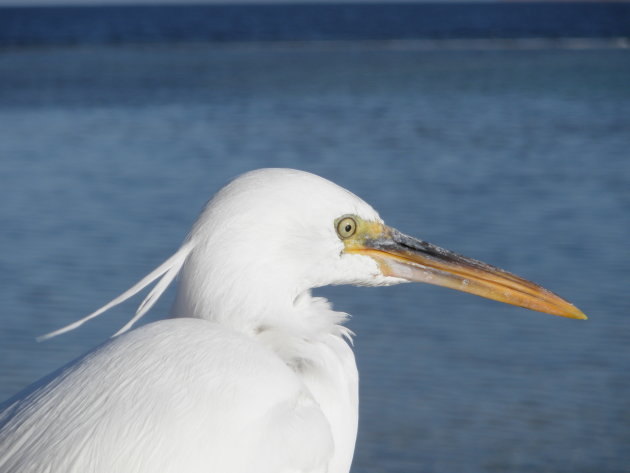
<box><xmin>335</xmin><ymin>216</ymin><xmax>405</xmax><ymax>278</ymax></box>
<box><xmin>335</xmin><ymin>215</ymin><xmax>389</xmax><ymax>251</ymax></box>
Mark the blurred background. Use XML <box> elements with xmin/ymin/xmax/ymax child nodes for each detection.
<box><xmin>1</xmin><ymin>1</ymin><xmax>629</xmax><ymax>472</ymax></box>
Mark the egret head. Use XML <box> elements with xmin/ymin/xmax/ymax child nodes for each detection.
<box><xmin>174</xmin><ymin>169</ymin><xmax>390</xmax><ymax>325</ymax></box>
<box><xmin>175</xmin><ymin>168</ymin><xmax>585</xmax><ymax>329</ymax></box>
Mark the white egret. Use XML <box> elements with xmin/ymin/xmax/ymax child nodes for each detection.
<box><xmin>0</xmin><ymin>168</ymin><xmax>586</xmax><ymax>473</ymax></box>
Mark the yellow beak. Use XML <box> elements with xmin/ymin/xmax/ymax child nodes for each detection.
<box><xmin>345</xmin><ymin>223</ymin><xmax>587</xmax><ymax>320</ymax></box>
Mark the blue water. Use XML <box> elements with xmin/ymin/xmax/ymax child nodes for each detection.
<box><xmin>2</xmin><ymin>3</ymin><xmax>630</xmax><ymax>45</ymax></box>
<box><xmin>0</xmin><ymin>42</ymin><xmax>629</xmax><ymax>472</ymax></box>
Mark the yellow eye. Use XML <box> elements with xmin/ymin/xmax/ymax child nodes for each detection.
<box><xmin>336</xmin><ymin>217</ymin><xmax>357</xmax><ymax>239</ymax></box>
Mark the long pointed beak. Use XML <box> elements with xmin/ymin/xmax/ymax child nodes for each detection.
<box><xmin>347</xmin><ymin>226</ymin><xmax>587</xmax><ymax>320</ymax></box>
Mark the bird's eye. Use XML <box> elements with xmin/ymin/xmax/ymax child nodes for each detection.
<box><xmin>336</xmin><ymin>217</ymin><xmax>357</xmax><ymax>239</ymax></box>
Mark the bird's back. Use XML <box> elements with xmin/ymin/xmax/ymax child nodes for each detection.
<box><xmin>0</xmin><ymin>318</ymin><xmax>335</xmax><ymax>473</ymax></box>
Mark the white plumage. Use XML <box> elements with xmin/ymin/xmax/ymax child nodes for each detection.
<box><xmin>0</xmin><ymin>168</ymin><xmax>585</xmax><ymax>473</ymax></box>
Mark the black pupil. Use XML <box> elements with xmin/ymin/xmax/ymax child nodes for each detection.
<box><xmin>345</xmin><ymin>224</ymin><xmax>352</xmax><ymax>233</ymax></box>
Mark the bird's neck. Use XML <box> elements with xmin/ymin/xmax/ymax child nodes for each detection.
<box><xmin>173</xmin><ymin>286</ymin><xmax>352</xmax><ymax>371</ymax></box>
<box><xmin>170</xmin><ymin>238</ymin><xmax>353</xmax><ymax>365</ymax></box>
<box><xmin>172</xmin><ymin>270</ymin><xmax>352</xmax><ymax>345</ymax></box>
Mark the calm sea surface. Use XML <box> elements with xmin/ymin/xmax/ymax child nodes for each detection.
<box><xmin>0</xmin><ymin>42</ymin><xmax>629</xmax><ymax>472</ymax></box>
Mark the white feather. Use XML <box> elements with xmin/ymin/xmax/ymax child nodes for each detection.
<box><xmin>38</xmin><ymin>241</ymin><xmax>193</xmax><ymax>341</ymax></box>
<box><xmin>1</xmin><ymin>319</ymin><xmax>339</xmax><ymax>473</ymax></box>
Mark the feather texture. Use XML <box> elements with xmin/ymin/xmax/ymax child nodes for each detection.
<box><xmin>1</xmin><ymin>319</ymin><xmax>342</xmax><ymax>473</ymax></box>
